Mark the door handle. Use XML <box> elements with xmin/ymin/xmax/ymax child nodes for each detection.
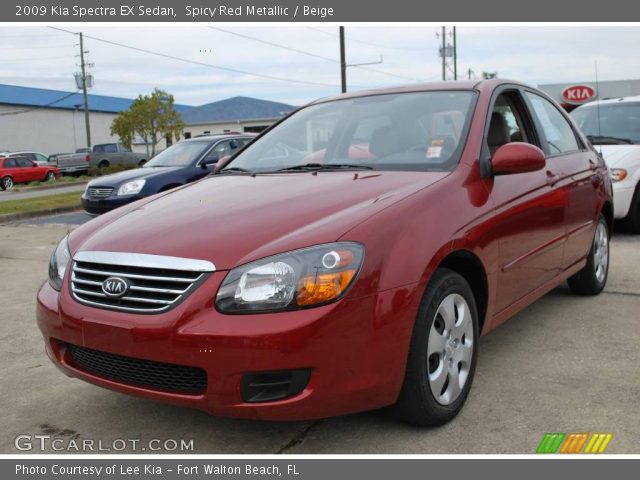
<box><xmin>546</xmin><ymin>171</ymin><xmax>560</xmax><ymax>186</ymax></box>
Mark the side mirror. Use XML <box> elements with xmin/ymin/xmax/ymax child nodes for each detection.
<box><xmin>213</xmin><ymin>155</ymin><xmax>233</xmax><ymax>173</ymax></box>
<box><xmin>201</xmin><ymin>154</ymin><xmax>219</xmax><ymax>169</ymax></box>
<box><xmin>492</xmin><ymin>142</ymin><xmax>546</xmax><ymax>175</ymax></box>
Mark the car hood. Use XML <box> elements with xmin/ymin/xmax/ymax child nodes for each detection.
<box><xmin>76</xmin><ymin>171</ymin><xmax>446</xmax><ymax>269</ymax></box>
<box><xmin>88</xmin><ymin>167</ymin><xmax>178</xmax><ymax>186</ymax></box>
<box><xmin>597</xmin><ymin>145</ymin><xmax>640</xmax><ymax>168</ymax></box>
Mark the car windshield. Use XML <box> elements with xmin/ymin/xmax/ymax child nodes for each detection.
<box><xmin>144</xmin><ymin>141</ymin><xmax>211</xmax><ymax>167</ymax></box>
<box><xmin>223</xmin><ymin>91</ymin><xmax>477</xmax><ymax>173</ymax></box>
<box><xmin>571</xmin><ymin>103</ymin><xmax>640</xmax><ymax>144</ymax></box>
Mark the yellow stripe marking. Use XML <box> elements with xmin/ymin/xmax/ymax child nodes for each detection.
<box><xmin>598</xmin><ymin>434</ymin><xmax>613</xmax><ymax>453</ymax></box>
<box><xmin>584</xmin><ymin>434</ymin><xmax>598</xmax><ymax>453</ymax></box>
<box><xmin>591</xmin><ymin>434</ymin><xmax>605</xmax><ymax>453</ymax></box>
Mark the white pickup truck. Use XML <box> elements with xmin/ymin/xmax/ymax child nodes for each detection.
<box><xmin>55</xmin><ymin>143</ymin><xmax>147</xmax><ymax>174</ymax></box>
<box><xmin>571</xmin><ymin>96</ymin><xmax>640</xmax><ymax>232</ymax></box>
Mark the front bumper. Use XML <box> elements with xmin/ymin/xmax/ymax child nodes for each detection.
<box><xmin>81</xmin><ymin>193</ymin><xmax>144</xmax><ymax>215</ymax></box>
<box><xmin>36</xmin><ymin>273</ymin><xmax>421</xmax><ymax>420</ymax></box>
<box><xmin>613</xmin><ymin>184</ymin><xmax>635</xmax><ymax>219</ymax></box>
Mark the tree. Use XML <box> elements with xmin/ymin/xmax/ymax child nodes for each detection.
<box><xmin>110</xmin><ymin>88</ymin><xmax>184</xmax><ymax>156</ymax></box>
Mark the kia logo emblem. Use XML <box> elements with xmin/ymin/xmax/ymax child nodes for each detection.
<box><xmin>101</xmin><ymin>276</ymin><xmax>130</xmax><ymax>298</ymax></box>
<box><xmin>561</xmin><ymin>85</ymin><xmax>596</xmax><ymax>105</ymax></box>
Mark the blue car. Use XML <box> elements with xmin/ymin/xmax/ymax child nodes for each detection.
<box><xmin>81</xmin><ymin>134</ymin><xmax>255</xmax><ymax>215</ymax></box>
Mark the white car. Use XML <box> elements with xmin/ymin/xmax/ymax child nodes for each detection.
<box><xmin>572</xmin><ymin>96</ymin><xmax>640</xmax><ymax>232</ymax></box>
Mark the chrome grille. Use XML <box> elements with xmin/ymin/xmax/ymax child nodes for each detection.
<box><xmin>87</xmin><ymin>187</ymin><xmax>114</xmax><ymax>198</ymax></box>
<box><xmin>70</xmin><ymin>251</ymin><xmax>215</xmax><ymax>313</ymax></box>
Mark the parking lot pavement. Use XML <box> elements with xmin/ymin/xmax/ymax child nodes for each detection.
<box><xmin>1</xmin><ymin>223</ymin><xmax>638</xmax><ymax>454</ymax></box>
<box><xmin>15</xmin><ymin>211</ymin><xmax>93</xmax><ymax>226</ymax></box>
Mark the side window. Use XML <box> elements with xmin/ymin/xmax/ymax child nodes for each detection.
<box><xmin>487</xmin><ymin>93</ymin><xmax>531</xmax><ymax>156</ymax></box>
<box><xmin>35</xmin><ymin>153</ymin><xmax>48</xmax><ymax>164</ymax></box>
<box><xmin>213</xmin><ymin>141</ymin><xmax>231</xmax><ymax>157</ymax></box>
<box><xmin>525</xmin><ymin>92</ymin><xmax>580</xmax><ymax>155</ymax></box>
<box><xmin>3</xmin><ymin>159</ymin><xmax>18</xmax><ymax>168</ymax></box>
<box><xmin>16</xmin><ymin>158</ymin><xmax>34</xmax><ymax>167</ymax></box>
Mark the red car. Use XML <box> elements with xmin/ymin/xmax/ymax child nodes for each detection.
<box><xmin>1</xmin><ymin>155</ymin><xmax>59</xmax><ymax>190</ymax></box>
<box><xmin>37</xmin><ymin>80</ymin><xmax>612</xmax><ymax>426</ymax></box>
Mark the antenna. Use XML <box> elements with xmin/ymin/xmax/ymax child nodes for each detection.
<box><xmin>595</xmin><ymin>60</ymin><xmax>602</xmax><ymax>153</ymax></box>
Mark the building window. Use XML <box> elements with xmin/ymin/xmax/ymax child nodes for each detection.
<box><xmin>203</xmin><ymin>130</ymin><xmax>211</xmax><ymax>135</ymax></box>
<box><xmin>244</xmin><ymin>125</ymin><xmax>268</xmax><ymax>133</ymax></box>
<box><xmin>184</xmin><ymin>132</ymin><xmax>191</xmax><ymax>139</ymax></box>
<box><xmin>165</xmin><ymin>134</ymin><xmax>173</xmax><ymax>147</ymax></box>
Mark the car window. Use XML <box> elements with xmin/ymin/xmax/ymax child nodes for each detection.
<box><xmin>3</xmin><ymin>158</ymin><xmax>18</xmax><ymax>168</ymax></box>
<box><xmin>35</xmin><ymin>153</ymin><xmax>48</xmax><ymax>163</ymax></box>
<box><xmin>94</xmin><ymin>144</ymin><xmax>117</xmax><ymax>153</ymax></box>
<box><xmin>525</xmin><ymin>92</ymin><xmax>580</xmax><ymax>155</ymax></box>
<box><xmin>487</xmin><ymin>93</ymin><xmax>532</xmax><ymax>156</ymax></box>
<box><xmin>16</xmin><ymin>158</ymin><xmax>34</xmax><ymax>167</ymax></box>
<box><xmin>144</xmin><ymin>141</ymin><xmax>211</xmax><ymax>168</ymax></box>
<box><xmin>571</xmin><ymin>103</ymin><xmax>640</xmax><ymax>144</ymax></box>
<box><xmin>213</xmin><ymin>140</ymin><xmax>242</xmax><ymax>157</ymax></box>
<box><xmin>227</xmin><ymin>91</ymin><xmax>477</xmax><ymax>173</ymax></box>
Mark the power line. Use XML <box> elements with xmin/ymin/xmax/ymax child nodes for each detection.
<box><xmin>306</xmin><ymin>27</ymin><xmax>426</xmax><ymax>52</ymax></box>
<box><xmin>49</xmin><ymin>26</ymin><xmax>336</xmax><ymax>88</ymax></box>
<box><xmin>210</xmin><ymin>26</ymin><xmax>424</xmax><ymax>83</ymax></box>
<box><xmin>207</xmin><ymin>27</ymin><xmax>338</xmax><ymax>63</ymax></box>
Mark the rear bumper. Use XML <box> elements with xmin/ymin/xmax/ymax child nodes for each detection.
<box><xmin>36</xmin><ymin>275</ymin><xmax>421</xmax><ymax>420</ymax></box>
<box><xmin>81</xmin><ymin>194</ymin><xmax>143</xmax><ymax>215</ymax></box>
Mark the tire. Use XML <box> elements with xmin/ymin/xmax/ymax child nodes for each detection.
<box><xmin>45</xmin><ymin>171</ymin><xmax>56</xmax><ymax>183</ymax></box>
<box><xmin>1</xmin><ymin>176</ymin><xmax>13</xmax><ymax>190</ymax></box>
<box><xmin>98</xmin><ymin>160</ymin><xmax>110</xmax><ymax>169</ymax></box>
<box><xmin>622</xmin><ymin>184</ymin><xmax>640</xmax><ymax>233</ymax></box>
<box><xmin>391</xmin><ymin>268</ymin><xmax>479</xmax><ymax>427</ymax></box>
<box><xmin>568</xmin><ymin>214</ymin><xmax>609</xmax><ymax>295</ymax></box>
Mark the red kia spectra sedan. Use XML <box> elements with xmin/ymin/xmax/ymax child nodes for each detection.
<box><xmin>37</xmin><ymin>80</ymin><xmax>612</xmax><ymax>426</ymax></box>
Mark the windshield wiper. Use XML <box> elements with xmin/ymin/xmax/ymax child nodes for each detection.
<box><xmin>587</xmin><ymin>135</ymin><xmax>633</xmax><ymax>145</ymax></box>
<box><xmin>273</xmin><ymin>163</ymin><xmax>374</xmax><ymax>172</ymax></box>
<box><xmin>216</xmin><ymin>167</ymin><xmax>253</xmax><ymax>175</ymax></box>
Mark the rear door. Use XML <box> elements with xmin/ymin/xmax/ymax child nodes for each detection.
<box><xmin>1</xmin><ymin>158</ymin><xmax>20</xmax><ymax>181</ymax></box>
<box><xmin>523</xmin><ymin>90</ymin><xmax>600</xmax><ymax>268</ymax></box>
<box><xmin>485</xmin><ymin>88</ymin><xmax>568</xmax><ymax>313</ymax></box>
<box><xmin>15</xmin><ymin>157</ymin><xmax>40</xmax><ymax>182</ymax></box>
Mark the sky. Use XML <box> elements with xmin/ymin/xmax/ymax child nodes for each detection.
<box><xmin>1</xmin><ymin>25</ymin><xmax>640</xmax><ymax>107</ymax></box>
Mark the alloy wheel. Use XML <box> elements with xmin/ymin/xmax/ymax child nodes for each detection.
<box><xmin>593</xmin><ymin>221</ymin><xmax>609</xmax><ymax>284</ymax></box>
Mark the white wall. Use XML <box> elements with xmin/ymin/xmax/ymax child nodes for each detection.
<box><xmin>182</xmin><ymin>119</ymin><xmax>277</xmax><ymax>138</ymax></box>
<box><xmin>0</xmin><ymin>104</ymin><xmax>120</xmax><ymax>155</ymax></box>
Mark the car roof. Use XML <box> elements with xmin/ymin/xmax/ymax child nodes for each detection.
<box><xmin>183</xmin><ymin>133</ymin><xmax>257</xmax><ymax>142</ymax></box>
<box><xmin>575</xmin><ymin>95</ymin><xmax>640</xmax><ymax>109</ymax></box>
<box><xmin>308</xmin><ymin>79</ymin><xmax>528</xmax><ymax>105</ymax></box>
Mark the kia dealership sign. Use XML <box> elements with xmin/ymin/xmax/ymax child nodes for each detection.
<box><xmin>561</xmin><ymin>85</ymin><xmax>597</xmax><ymax>104</ymax></box>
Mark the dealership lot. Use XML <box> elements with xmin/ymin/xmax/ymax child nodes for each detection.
<box><xmin>0</xmin><ymin>218</ymin><xmax>638</xmax><ymax>454</ymax></box>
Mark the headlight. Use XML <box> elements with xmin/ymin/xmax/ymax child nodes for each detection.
<box><xmin>117</xmin><ymin>179</ymin><xmax>146</xmax><ymax>195</ymax></box>
<box><xmin>48</xmin><ymin>235</ymin><xmax>70</xmax><ymax>291</ymax></box>
<box><xmin>216</xmin><ymin>242</ymin><xmax>365</xmax><ymax>313</ymax></box>
<box><xmin>610</xmin><ymin>168</ymin><xmax>628</xmax><ymax>183</ymax></box>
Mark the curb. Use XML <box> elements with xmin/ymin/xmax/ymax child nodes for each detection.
<box><xmin>0</xmin><ymin>206</ymin><xmax>83</xmax><ymax>224</ymax></box>
<box><xmin>7</xmin><ymin>181</ymin><xmax>87</xmax><ymax>194</ymax></box>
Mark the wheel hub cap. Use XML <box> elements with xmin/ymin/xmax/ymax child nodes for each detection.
<box><xmin>427</xmin><ymin>293</ymin><xmax>474</xmax><ymax>406</ymax></box>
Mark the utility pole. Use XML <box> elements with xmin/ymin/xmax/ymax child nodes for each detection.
<box><xmin>441</xmin><ymin>26</ymin><xmax>446</xmax><ymax>81</ymax></box>
<box><xmin>79</xmin><ymin>32</ymin><xmax>91</xmax><ymax>148</ymax></box>
<box><xmin>339</xmin><ymin>26</ymin><xmax>347</xmax><ymax>93</ymax></box>
<box><xmin>453</xmin><ymin>26</ymin><xmax>457</xmax><ymax>80</ymax></box>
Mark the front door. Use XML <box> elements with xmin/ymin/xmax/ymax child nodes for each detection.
<box><xmin>485</xmin><ymin>89</ymin><xmax>567</xmax><ymax>313</ymax></box>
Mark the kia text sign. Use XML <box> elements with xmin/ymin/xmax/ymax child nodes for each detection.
<box><xmin>562</xmin><ymin>85</ymin><xmax>597</xmax><ymax>105</ymax></box>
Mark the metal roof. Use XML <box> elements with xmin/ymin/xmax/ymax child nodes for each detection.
<box><xmin>181</xmin><ymin>96</ymin><xmax>296</xmax><ymax>125</ymax></box>
<box><xmin>0</xmin><ymin>83</ymin><xmax>193</xmax><ymax>114</ymax></box>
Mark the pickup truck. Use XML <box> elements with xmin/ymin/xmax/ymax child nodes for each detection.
<box><xmin>55</xmin><ymin>143</ymin><xmax>147</xmax><ymax>174</ymax></box>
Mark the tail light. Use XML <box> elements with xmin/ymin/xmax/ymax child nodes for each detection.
<box><xmin>85</xmin><ymin>155</ymin><xmax>90</xmax><ymax>162</ymax></box>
